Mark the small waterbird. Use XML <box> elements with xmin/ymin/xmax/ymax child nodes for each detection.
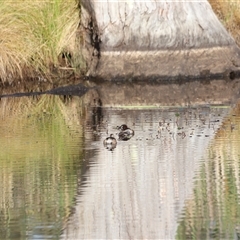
<box><xmin>103</xmin><ymin>134</ymin><xmax>117</xmax><ymax>150</ymax></box>
<box><xmin>117</xmin><ymin>124</ymin><xmax>134</xmax><ymax>141</ymax></box>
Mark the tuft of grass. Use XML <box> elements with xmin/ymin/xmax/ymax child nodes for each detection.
<box><xmin>0</xmin><ymin>0</ymin><xmax>80</xmax><ymax>83</ymax></box>
<box><xmin>209</xmin><ymin>0</ymin><xmax>240</xmax><ymax>47</ymax></box>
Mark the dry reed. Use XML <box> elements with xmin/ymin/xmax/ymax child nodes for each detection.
<box><xmin>209</xmin><ymin>0</ymin><xmax>240</xmax><ymax>46</ymax></box>
<box><xmin>0</xmin><ymin>0</ymin><xmax>80</xmax><ymax>83</ymax></box>
<box><xmin>0</xmin><ymin>1</ymin><xmax>240</xmax><ymax>84</ymax></box>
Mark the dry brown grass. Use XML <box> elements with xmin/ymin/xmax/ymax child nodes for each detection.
<box><xmin>209</xmin><ymin>0</ymin><xmax>240</xmax><ymax>46</ymax></box>
<box><xmin>0</xmin><ymin>0</ymin><xmax>80</xmax><ymax>83</ymax></box>
<box><xmin>1</xmin><ymin>1</ymin><xmax>240</xmax><ymax>84</ymax></box>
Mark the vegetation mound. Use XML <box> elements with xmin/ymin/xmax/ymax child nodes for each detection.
<box><xmin>0</xmin><ymin>0</ymin><xmax>81</xmax><ymax>84</ymax></box>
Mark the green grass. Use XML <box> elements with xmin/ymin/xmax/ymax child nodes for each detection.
<box><xmin>0</xmin><ymin>0</ymin><xmax>80</xmax><ymax>83</ymax></box>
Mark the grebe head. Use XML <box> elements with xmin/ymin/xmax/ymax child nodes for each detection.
<box><xmin>103</xmin><ymin>134</ymin><xmax>117</xmax><ymax>150</ymax></box>
<box><xmin>117</xmin><ymin>125</ymin><xmax>134</xmax><ymax>141</ymax></box>
<box><xmin>117</xmin><ymin>124</ymin><xmax>129</xmax><ymax>131</ymax></box>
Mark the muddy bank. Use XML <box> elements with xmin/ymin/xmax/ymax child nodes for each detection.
<box><xmin>91</xmin><ymin>47</ymin><xmax>240</xmax><ymax>81</ymax></box>
<box><xmin>0</xmin><ymin>64</ymin><xmax>239</xmax><ymax>95</ymax></box>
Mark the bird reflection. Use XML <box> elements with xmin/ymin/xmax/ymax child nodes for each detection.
<box><xmin>92</xmin><ymin>98</ymin><xmax>103</xmax><ymax>134</ymax></box>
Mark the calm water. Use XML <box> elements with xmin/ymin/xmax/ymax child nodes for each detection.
<box><xmin>1</xmin><ymin>81</ymin><xmax>240</xmax><ymax>239</ymax></box>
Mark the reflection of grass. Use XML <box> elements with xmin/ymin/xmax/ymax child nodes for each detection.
<box><xmin>0</xmin><ymin>95</ymin><xmax>84</xmax><ymax>160</ymax></box>
<box><xmin>176</xmin><ymin>103</ymin><xmax>240</xmax><ymax>239</ymax></box>
<box><xmin>0</xmin><ymin>95</ymin><xmax>85</xmax><ymax>238</ymax></box>
<box><xmin>0</xmin><ymin>0</ymin><xmax>80</xmax><ymax>82</ymax></box>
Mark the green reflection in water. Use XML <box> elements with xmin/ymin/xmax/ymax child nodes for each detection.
<box><xmin>176</xmin><ymin>103</ymin><xmax>240</xmax><ymax>239</ymax></box>
<box><xmin>0</xmin><ymin>95</ymin><xmax>85</xmax><ymax>239</ymax></box>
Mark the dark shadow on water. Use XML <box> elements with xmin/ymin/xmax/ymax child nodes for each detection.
<box><xmin>0</xmin><ymin>83</ymin><xmax>92</xmax><ymax>98</ymax></box>
<box><xmin>0</xmin><ymin>78</ymin><xmax>240</xmax><ymax>108</ymax></box>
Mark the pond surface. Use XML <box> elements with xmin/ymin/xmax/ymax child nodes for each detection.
<box><xmin>1</xmin><ymin>80</ymin><xmax>240</xmax><ymax>239</ymax></box>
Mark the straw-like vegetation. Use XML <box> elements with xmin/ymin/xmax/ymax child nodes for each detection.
<box><xmin>0</xmin><ymin>0</ymin><xmax>80</xmax><ymax>83</ymax></box>
<box><xmin>209</xmin><ymin>0</ymin><xmax>240</xmax><ymax>46</ymax></box>
<box><xmin>0</xmin><ymin>0</ymin><xmax>240</xmax><ymax>85</ymax></box>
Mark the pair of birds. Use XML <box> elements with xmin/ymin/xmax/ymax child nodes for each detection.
<box><xmin>103</xmin><ymin>124</ymin><xmax>134</xmax><ymax>150</ymax></box>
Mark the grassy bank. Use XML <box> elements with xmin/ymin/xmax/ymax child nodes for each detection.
<box><xmin>209</xmin><ymin>0</ymin><xmax>240</xmax><ymax>46</ymax></box>
<box><xmin>0</xmin><ymin>0</ymin><xmax>80</xmax><ymax>83</ymax></box>
<box><xmin>0</xmin><ymin>1</ymin><xmax>239</xmax><ymax>85</ymax></box>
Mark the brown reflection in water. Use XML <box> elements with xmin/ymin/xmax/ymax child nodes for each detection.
<box><xmin>0</xmin><ymin>78</ymin><xmax>239</xmax><ymax>108</ymax></box>
<box><xmin>62</xmin><ymin>105</ymin><xmax>231</xmax><ymax>239</ymax></box>
<box><xmin>0</xmin><ymin>78</ymin><xmax>240</xmax><ymax>239</ymax></box>
<box><xmin>176</xmin><ymin>100</ymin><xmax>240</xmax><ymax>239</ymax></box>
<box><xmin>89</xmin><ymin>78</ymin><xmax>240</xmax><ymax>107</ymax></box>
